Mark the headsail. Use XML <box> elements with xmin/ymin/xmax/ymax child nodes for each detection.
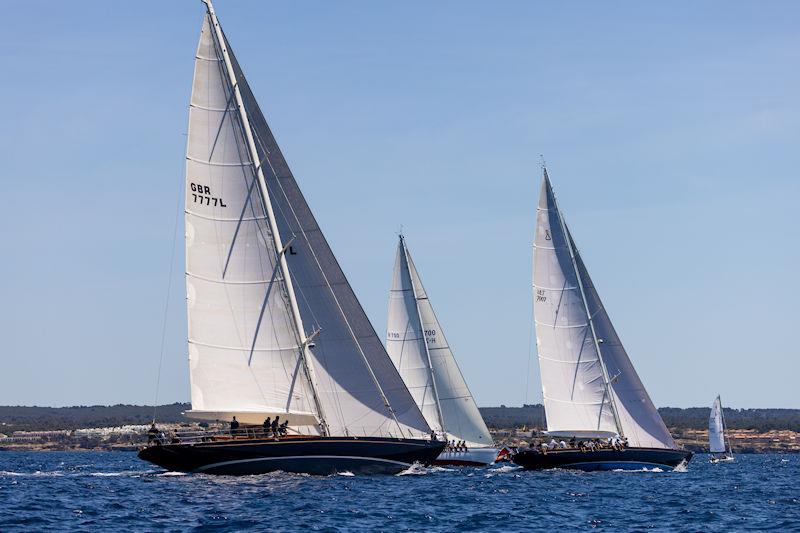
<box><xmin>533</xmin><ymin>172</ymin><xmax>676</xmax><ymax>449</ymax></box>
<box><xmin>709</xmin><ymin>396</ymin><xmax>726</xmax><ymax>453</ymax></box>
<box><xmin>192</xmin><ymin>4</ymin><xmax>431</xmax><ymax>438</ymax></box>
<box><xmin>387</xmin><ymin>236</ymin><xmax>493</xmax><ymax>448</ymax></box>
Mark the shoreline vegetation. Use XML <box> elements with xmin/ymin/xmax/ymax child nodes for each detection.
<box><xmin>1</xmin><ymin>403</ymin><xmax>798</xmax><ymax>453</ymax></box>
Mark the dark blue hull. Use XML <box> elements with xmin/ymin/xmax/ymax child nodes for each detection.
<box><xmin>512</xmin><ymin>447</ymin><xmax>693</xmax><ymax>471</ymax></box>
<box><xmin>138</xmin><ymin>436</ymin><xmax>444</xmax><ymax>476</ymax></box>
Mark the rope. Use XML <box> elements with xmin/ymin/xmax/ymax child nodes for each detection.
<box><xmin>152</xmin><ymin>156</ymin><xmax>184</xmax><ymax>423</ymax></box>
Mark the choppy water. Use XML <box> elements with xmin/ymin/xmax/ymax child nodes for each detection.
<box><xmin>0</xmin><ymin>452</ymin><xmax>798</xmax><ymax>531</ymax></box>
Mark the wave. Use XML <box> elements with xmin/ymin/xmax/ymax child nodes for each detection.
<box><xmin>396</xmin><ymin>464</ymin><xmax>453</xmax><ymax>476</ymax></box>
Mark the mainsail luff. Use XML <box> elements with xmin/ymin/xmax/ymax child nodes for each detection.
<box><xmin>184</xmin><ymin>10</ymin><xmax>319</xmax><ymax>425</ymax></box>
<box><xmin>709</xmin><ymin>396</ymin><xmax>726</xmax><ymax>453</ymax></box>
<box><xmin>533</xmin><ymin>175</ymin><xmax>618</xmax><ymax>437</ymax></box>
<box><xmin>548</xmin><ymin>172</ymin><xmax>624</xmax><ymax>438</ymax></box>
<box><xmin>387</xmin><ymin>236</ymin><xmax>494</xmax><ymax>448</ymax></box>
<box><xmin>534</xmin><ymin>171</ymin><xmax>676</xmax><ymax>449</ymax></box>
<box><xmin>402</xmin><ymin>240</ymin><xmax>447</xmax><ymax>436</ymax></box>
<box><xmin>386</xmin><ymin>237</ymin><xmax>446</xmax><ymax>434</ymax></box>
<box><xmin>208</xmin><ymin>5</ymin><xmax>431</xmax><ymax>439</ymax></box>
<box><xmin>202</xmin><ymin>0</ymin><xmax>328</xmax><ymax>433</ymax></box>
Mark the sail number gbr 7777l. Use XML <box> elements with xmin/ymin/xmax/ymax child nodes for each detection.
<box><xmin>190</xmin><ymin>182</ymin><xmax>227</xmax><ymax>207</ymax></box>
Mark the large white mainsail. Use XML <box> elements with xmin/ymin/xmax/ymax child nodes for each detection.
<box><xmin>184</xmin><ymin>7</ymin><xmax>430</xmax><ymax>439</ymax></box>
<box><xmin>534</xmin><ymin>171</ymin><xmax>676</xmax><ymax>449</ymax></box>
<box><xmin>387</xmin><ymin>236</ymin><xmax>493</xmax><ymax>448</ymax></box>
<box><xmin>709</xmin><ymin>396</ymin><xmax>727</xmax><ymax>453</ymax></box>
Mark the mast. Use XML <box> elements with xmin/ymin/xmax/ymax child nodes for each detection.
<box><xmin>546</xmin><ymin>168</ymin><xmax>624</xmax><ymax>438</ymax></box>
<box><xmin>401</xmin><ymin>235</ymin><xmax>446</xmax><ymax>437</ymax></box>
<box><xmin>203</xmin><ymin>0</ymin><xmax>329</xmax><ymax>436</ymax></box>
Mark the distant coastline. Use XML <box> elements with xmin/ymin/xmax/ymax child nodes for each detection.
<box><xmin>1</xmin><ymin>403</ymin><xmax>798</xmax><ymax>453</ymax></box>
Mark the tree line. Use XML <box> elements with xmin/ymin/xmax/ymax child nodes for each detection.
<box><xmin>1</xmin><ymin>403</ymin><xmax>798</xmax><ymax>433</ymax></box>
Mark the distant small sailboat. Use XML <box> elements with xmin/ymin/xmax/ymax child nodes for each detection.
<box><xmin>709</xmin><ymin>395</ymin><xmax>734</xmax><ymax>463</ymax></box>
<box><xmin>386</xmin><ymin>235</ymin><xmax>500</xmax><ymax>466</ymax></box>
<box><xmin>138</xmin><ymin>0</ymin><xmax>443</xmax><ymax>475</ymax></box>
<box><xmin>512</xmin><ymin>169</ymin><xmax>693</xmax><ymax>471</ymax></box>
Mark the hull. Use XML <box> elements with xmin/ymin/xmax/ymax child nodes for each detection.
<box><xmin>512</xmin><ymin>447</ymin><xmax>693</xmax><ymax>471</ymax></box>
<box><xmin>139</xmin><ymin>436</ymin><xmax>444</xmax><ymax>476</ymax></box>
<box><xmin>434</xmin><ymin>447</ymin><xmax>500</xmax><ymax>467</ymax></box>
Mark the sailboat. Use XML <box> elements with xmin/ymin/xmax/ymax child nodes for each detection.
<box><xmin>512</xmin><ymin>169</ymin><xmax>693</xmax><ymax>471</ymax></box>
<box><xmin>138</xmin><ymin>0</ymin><xmax>443</xmax><ymax>476</ymax></box>
<box><xmin>386</xmin><ymin>235</ymin><xmax>500</xmax><ymax>466</ymax></box>
<box><xmin>709</xmin><ymin>395</ymin><xmax>734</xmax><ymax>463</ymax></box>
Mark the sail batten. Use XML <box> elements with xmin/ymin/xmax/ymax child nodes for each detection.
<box><xmin>387</xmin><ymin>237</ymin><xmax>493</xmax><ymax>448</ymax></box>
<box><xmin>533</xmin><ymin>172</ymin><xmax>676</xmax><ymax>449</ymax></box>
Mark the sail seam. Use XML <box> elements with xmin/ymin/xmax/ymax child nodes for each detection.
<box><xmin>534</xmin><ymin>320</ymin><xmax>589</xmax><ymax>329</ymax></box>
<box><xmin>186</xmin><ymin>271</ymin><xmax>282</xmax><ymax>285</ymax></box>
<box><xmin>185</xmin><ymin>210</ymin><xmax>267</xmax><ymax>222</ymax></box>
<box><xmin>186</xmin><ymin>154</ymin><xmax>250</xmax><ymax>166</ymax></box>
<box><xmin>188</xmin><ymin>339</ymin><xmax>302</xmax><ymax>352</ymax></box>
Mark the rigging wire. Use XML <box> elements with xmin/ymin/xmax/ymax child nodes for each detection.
<box><xmin>151</xmin><ymin>160</ymin><xmax>185</xmax><ymax>424</ymax></box>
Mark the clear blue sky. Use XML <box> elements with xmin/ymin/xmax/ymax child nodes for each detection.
<box><xmin>1</xmin><ymin>1</ymin><xmax>797</xmax><ymax>409</ymax></box>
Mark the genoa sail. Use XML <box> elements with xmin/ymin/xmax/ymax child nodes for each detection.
<box><xmin>387</xmin><ymin>236</ymin><xmax>493</xmax><ymax>448</ymax></box>
<box><xmin>184</xmin><ymin>8</ymin><xmax>430</xmax><ymax>439</ymax></box>
<box><xmin>534</xmin><ymin>171</ymin><xmax>676</xmax><ymax>449</ymax></box>
<box><xmin>709</xmin><ymin>396</ymin><xmax>726</xmax><ymax>453</ymax></box>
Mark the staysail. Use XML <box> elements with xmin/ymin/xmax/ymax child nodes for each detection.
<box><xmin>709</xmin><ymin>396</ymin><xmax>726</xmax><ymax>453</ymax></box>
<box><xmin>387</xmin><ymin>236</ymin><xmax>493</xmax><ymax>448</ymax></box>
<box><xmin>184</xmin><ymin>5</ymin><xmax>430</xmax><ymax>439</ymax></box>
<box><xmin>533</xmin><ymin>171</ymin><xmax>676</xmax><ymax>449</ymax></box>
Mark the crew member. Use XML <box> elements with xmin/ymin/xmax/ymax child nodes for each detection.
<box><xmin>230</xmin><ymin>416</ymin><xmax>240</xmax><ymax>434</ymax></box>
<box><xmin>263</xmin><ymin>417</ymin><xmax>272</xmax><ymax>436</ymax></box>
<box><xmin>147</xmin><ymin>423</ymin><xmax>159</xmax><ymax>444</ymax></box>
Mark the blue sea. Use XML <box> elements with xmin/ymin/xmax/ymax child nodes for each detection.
<box><xmin>0</xmin><ymin>452</ymin><xmax>797</xmax><ymax>531</ymax></box>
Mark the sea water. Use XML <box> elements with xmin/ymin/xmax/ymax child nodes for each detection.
<box><xmin>0</xmin><ymin>452</ymin><xmax>797</xmax><ymax>531</ymax></box>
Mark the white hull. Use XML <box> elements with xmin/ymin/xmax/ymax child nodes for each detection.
<box><xmin>434</xmin><ymin>447</ymin><xmax>499</xmax><ymax>466</ymax></box>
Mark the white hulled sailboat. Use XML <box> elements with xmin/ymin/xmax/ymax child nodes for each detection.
<box><xmin>512</xmin><ymin>169</ymin><xmax>692</xmax><ymax>471</ymax></box>
<box><xmin>386</xmin><ymin>235</ymin><xmax>499</xmax><ymax>466</ymax></box>
<box><xmin>138</xmin><ymin>0</ymin><xmax>443</xmax><ymax>475</ymax></box>
<box><xmin>709</xmin><ymin>395</ymin><xmax>734</xmax><ymax>462</ymax></box>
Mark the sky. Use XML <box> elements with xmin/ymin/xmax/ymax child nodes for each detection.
<box><xmin>1</xmin><ymin>1</ymin><xmax>798</xmax><ymax>409</ymax></box>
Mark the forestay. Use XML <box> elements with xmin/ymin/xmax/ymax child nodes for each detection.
<box><xmin>184</xmin><ymin>16</ymin><xmax>318</xmax><ymax>425</ymax></box>
<box><xmin>212</xmin><ymin>20</ymin><xmax>430</xmax><ymax>439</ymax></box>
<box><xmin>709</xmin><ymin>396</ymin><xmax>726</xmax><ymax>453</ymax></box>
<box><xmin>534</xmin><ymin>173</ymin><xmax>676</xmax><ymax>449</ymax></box>
<box><xmin>387</xmin><ymin>237</ymin><xmax>493</xmax><ymax>448</ymax></box>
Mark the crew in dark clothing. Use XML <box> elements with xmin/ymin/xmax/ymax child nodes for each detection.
<box><xmin>147</xmin><ymin>423</ymin><xmax>159</xmax><ymax>444</ymax></box>
<box><xmin>279</xmin><ymin>420</ymin><xmax>289</xmax><ymax>436</ymax></box>
<box><xmin>271</xmin><ymin>416</ymin><xmax>280</xmax><ymax>438</ymax></box>
<box><xmin>230</xmin><ymin>416</ymin><xmax>240</xmax><ymax>434</ymax></box>
<box><xmin>430</xmin><ymin>430</ymin><xmax>438</xmax><ymax>441</ymax></box>
<box><xmin>263</xmin><ymin>417</ymin><xmax>272</xmax><ymax>436</ymax></box>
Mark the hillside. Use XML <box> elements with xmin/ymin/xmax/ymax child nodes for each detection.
<box><xmin>1</xmin><ymin>403</ymin><xmax>799</xmax><ymax>433</ymax></box>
